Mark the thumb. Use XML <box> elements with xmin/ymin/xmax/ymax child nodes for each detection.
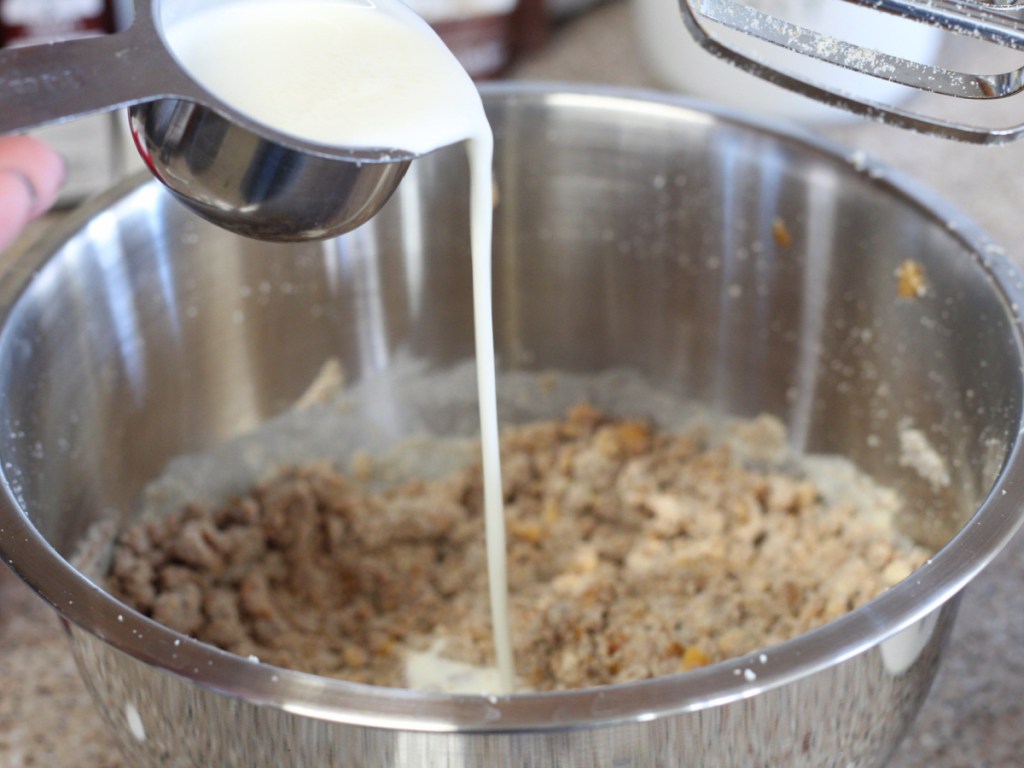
<box><xmin>0</xmin><ymin>136</ymin><xmax>66</xmax><ymax>252</ymax></box>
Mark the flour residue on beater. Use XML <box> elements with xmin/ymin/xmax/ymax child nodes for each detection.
<box><xmin>162</xmin><ymin>0</ymin><xmax>515</xmax><ymax>693</ymax></box>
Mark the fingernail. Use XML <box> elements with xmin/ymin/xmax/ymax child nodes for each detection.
<box><xmin>0</xmin><ymin>167</ymin><xmax>38</xmax><ymax>208</ymax></box>
<box><xmin>56</xmin><ymin>152</ymin><xmax>69</xmax><ymax>187</ymax></box>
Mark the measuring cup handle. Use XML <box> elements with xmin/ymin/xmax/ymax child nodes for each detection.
<box><xmin>0</xmin><ymin>30</ymin><xmax>191</xmax><ymax>137</ymax></box>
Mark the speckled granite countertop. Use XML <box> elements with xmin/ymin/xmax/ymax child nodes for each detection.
<box><xmin>2</xmin><ymin>2</ymin><xmax>1023</xmax><ymax>765</ymax></box>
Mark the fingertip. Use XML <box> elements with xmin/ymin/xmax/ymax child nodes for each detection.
<box><xmin>0</xmin><ymin>135</ymin><xmax>66</xmax><ymax>218</ymax></box>
<box><xmin>0</xmin><ymin>169</ymin><xmax>35</xmax><ymax>253</ymax></box>
<box><xmin>29</xmin><ymin>146</ymin><xmax>66</xmax><ymax>218</ymax></box>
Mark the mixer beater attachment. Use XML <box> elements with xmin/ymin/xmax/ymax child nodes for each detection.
<box><xmin>679</xmin><ymin>0</ymin><xmax>1024</xmax><ymax>143</ymax></box>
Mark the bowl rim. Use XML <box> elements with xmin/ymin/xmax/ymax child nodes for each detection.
<box><xmin>1</xmin><ymin>81</ymin><xmax>1023</xmax><ymax>733</ymax></box>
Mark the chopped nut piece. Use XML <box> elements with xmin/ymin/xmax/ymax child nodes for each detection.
<box><xmin>681</xmin><ymin>646</ymin><xmax>711</xmax><ymax>671</ymax></box>
<box><xmin>510</xmin><ymin>520</ymin><xmax>544</xmax><ymax>544</ymax></box>
<box><xmin>882</xmin><ymin>560</ymin><xmax>913</xmax><ymax>586</ymax></box>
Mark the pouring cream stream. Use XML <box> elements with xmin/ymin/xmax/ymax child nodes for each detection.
<box><xmin>164</xmin><ymin>0</ymin><xmax>514</xmax><ymax>693</ymax></box>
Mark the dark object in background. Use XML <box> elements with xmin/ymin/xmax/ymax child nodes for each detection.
<box><xmin>0</xmin><ymin>0</ymin><xmax>117</xmax><ymax>44</ymax></box>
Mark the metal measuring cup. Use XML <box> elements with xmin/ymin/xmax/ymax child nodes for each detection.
<box><xmin>0</xmin><ymin>0</ymin><xmax>414</xmax><ymax>241</ymax></box>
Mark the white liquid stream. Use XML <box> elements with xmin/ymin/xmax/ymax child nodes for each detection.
<box><xmin>165</xmin><ymin>0</ymin><xmax>514</xmax><ymax>693</ymax></box>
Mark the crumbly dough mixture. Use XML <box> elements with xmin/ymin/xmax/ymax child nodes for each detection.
<box><xmin>106</xmin><ymin>405</ymin><xmax>929</xmax><ymax>691</ymax></box>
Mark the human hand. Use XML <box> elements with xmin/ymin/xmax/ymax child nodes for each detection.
<box><xmin>0</xmin><ymin>136</ymin><xmax>65</xmax><ymax>253</ymax></box>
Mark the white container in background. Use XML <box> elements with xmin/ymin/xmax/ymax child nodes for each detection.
<box><xmin>632</xmin><ymin>0</ymin><xmax>944</xmax><ymax>124</ymax></box>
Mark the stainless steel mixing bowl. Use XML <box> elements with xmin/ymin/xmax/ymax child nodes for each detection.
<box><xmin>1</xmin><ymin>84</ymin><xmax>1023</xmax><ymax>767</ymax></box>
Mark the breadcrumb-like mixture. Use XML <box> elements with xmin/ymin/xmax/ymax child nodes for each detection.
<box><xmin>106</xmin><ymin>405</ymin><xmax>929</xmax><ymax>691</ymax></box>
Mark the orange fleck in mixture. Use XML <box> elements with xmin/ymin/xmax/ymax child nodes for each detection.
<box><xmin>771</xmin><ymin>217</ymin><xmax>792</xmax><ymax>248</ymax></box>
<box><xmin>896</xmin><ymin>259</ymin><xmax>928</xmax><ymax>299</ymax></box>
